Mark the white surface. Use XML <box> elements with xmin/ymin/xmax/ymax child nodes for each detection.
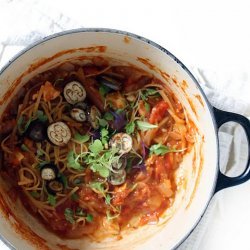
<box><xmin>0</xmin><ymin>0</ymin><xmax>250</xmax><ymax>250</ymax></box>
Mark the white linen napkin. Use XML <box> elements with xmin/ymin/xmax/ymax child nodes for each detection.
<box><xmin>178</xmin><ymin>69</ymin><xmax>250</xmax><ymax>250</ymax></box>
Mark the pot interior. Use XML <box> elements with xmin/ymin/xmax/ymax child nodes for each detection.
<box><xmin>0</xmin><ymin>30</ymin><xmax>218</xmax><ymax>250</ymax></box>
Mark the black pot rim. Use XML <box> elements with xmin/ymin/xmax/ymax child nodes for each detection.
<box><xmin>0</xmin><ymin>28</ymin><xmax>219</xmax><ymax>250</ymax></box>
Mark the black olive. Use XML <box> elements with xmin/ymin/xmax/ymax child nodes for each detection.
<box><xmin>112</xmin><ymin>156</ymin><xmax>127</xmax><ymax>170</ymax></box>
<box><xmin>87</xmin><ymin>106</ymin><xmax>101</xmax><ymax>130</ymax></box>
<box><xmin>108</xmin><ymin>169</ymin><xmax>126</xmax><ymax>186</ymax></box>
<box><xmin>46</xmin><ymin>179</ymin><xmax>64</xmax><ymax>195</ymax></box>
<box><xmin>40</xmin><ymin>164</ymin><xmax>58</xmax><ymax>181</ymax></box>
<box><xmin>26</xmin><ymin>120</ymin><xmax>47</xmax><ymax>142</ymax></box>
<box><xmin>74</xmin><ymin>102</ymin><xmax>87</xmax><ymax>110</ymax></box>
<box><xmin>97</xmin><ymin>76</ymin><xmax>122</xmax><ymax>91</ymax></box>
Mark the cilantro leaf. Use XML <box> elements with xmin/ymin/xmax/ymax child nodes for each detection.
<box><xmin>91</xmin><ymin>164</ymin><xmax>109</xmax><ymax>178</ymax></box>
<box><xmin>86</xmin><ymin>214</ymin><xmax>93</xmax><ymax>222</ymax></box>
<box><xmin>105</xmin><ymin>194</ymin><xmax>111</xmax><ymax>205</ymax></box>
<box><xmin>136</xmin><ymin>121</ymin><xmax>158</xmax><ymax>131</ymax></box>
<box><xmin>103</xmin><ymin>112</ymin><xmax>114</xmax><ymax>121</ymax></box>
<box><xmin>17</xmin><ymin>115</ymin><xmax>32</xmax><ymax>134</ymax></box>
<box><xmin>67</xmin><ymin>150</ymin><xmax>83</xmax><ymax>170</ymax></box>
<box><xmin>150</xmin><ymin>144</ymin><xmax>185</xmax><ymax>156</ymax></box>
<box><xmin>100</xmin><ymin>128</ymin><xmax>109</xmax><ymax>146</ymax></box>
<box><xmin>74</xmin><ymin>133</ymin><xmax>90</xmax><ymax>143</ymax></box>
<box><xmin>89</xmin><ymin>182</ymin><xmax>105</xmax><ymax>193</ymax></box>
<box><xmin>89</xmin><ymin>140</ymin><xmax>103</xmax><ymax>154</ymax></box>
<box><xmin>125</xmin><ymin>121</ymin><xmax>135</xmax><ymax>134</ymax></box>
<box><xmin>47</xmin><ymin>194</ymin><xmax>56</xmax><ymax>206</ymax></box>
<box><xmin>144</xmin><ymin>88</ymin><xmax>159</xmax><ymax>96</ymax></box>
<box><xmin>64</xmin><ymin>208</ymin><xmax>75</xmax><ymax>224</ymax></box>
<box><xmin>98</xmin><ymin>118</ymin><xmax>108</xmax><ymax>127</ymax></box>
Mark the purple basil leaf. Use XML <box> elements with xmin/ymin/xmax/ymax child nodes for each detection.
<box><xmin>110</xmin><ymin>111</ymin><xmax>127</xmax><ymax>131</ymax></box>
<box><xmin>132</xmin><ymin>162</ymin><xmax>146</xmax><ymax>172</ymax></box>
<box><xmin>141</xmin><ymin>141</ymin><xmax>149</xmax><ymax>160</ymax></box>
<box><xmin>90</xmin><ymin>130</ymin><xmax>101</xmax><ymax>140</ymax></box>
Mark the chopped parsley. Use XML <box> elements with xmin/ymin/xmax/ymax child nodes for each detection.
<box><xmin>47</xmin><ymin>194</ymin><xmax>56</xmax><ymax>206</ymax></box>
<box><xmin>64</xmin><ymin>208</ymin><xmax>75</xmax><ymax>224</ymax></box>
<box><xmin>125</xmin><ymin>121</ymin><xmax>135</xmax><ymax>134</ymax></box>
<box><xmin>86</xmin><ymin>214</ymin><xmax>94</xmax><ymax>222</ymax></box>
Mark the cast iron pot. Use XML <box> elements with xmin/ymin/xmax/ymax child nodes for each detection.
<box><xmin>0</xmin><ymin>28</ymin><xmax>249</xmax><ymax>250</ymax></box>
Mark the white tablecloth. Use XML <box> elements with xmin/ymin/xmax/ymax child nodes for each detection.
<box><xmin>1</xmin><ymin>1</ymin><xmax>250</xmax><ymax>249</ymax></box>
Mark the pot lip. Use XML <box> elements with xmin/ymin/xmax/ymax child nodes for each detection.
<box><xmin>0</xmin><ymin>28</ymin><xmax>219</xmax><ymax>250</ymax></box>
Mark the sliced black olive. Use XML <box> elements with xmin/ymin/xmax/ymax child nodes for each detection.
<box><xmin>108</xmin><ymin>169</ymin><xmax>126</xmax><ymax>186</ymax></box>
<box><xmin>26</xmin><ymin>120</ymin><xmax>47</xmax><ymax>142</ymax></box>
<box><xmin>63</xmin><ymin>81</ymin><xmax>86</xmax><ymax>104</ymax></box>
<box><xmin>70</xmin><ymin>108</ymin><xmax>86</xmax><ymax>122</ymax></box>
<box><xmin>40</xmin><ymin>164</ymin><xmax>58</xmax><ymax>181</ymax></box>
<box><xmin>47</xmin><ymin>122</ymin><xmax>71</xmax><ymax>146</ymax></box>
<box><xmin>74</xmin><ymin>102</ymin><xmax>87</xmax><ymax>110</ymax></box>
<box><xmin>109</xmin><ymin>133</ymin><xmax>133</xmax><ymax>154</ymax></box>
<box><xmin>112</xmin><ymin>156</ymin><xmax>127</xmax><ymax>170</ymax></box>
<box><xmin>46</xmin><ymin>179</ymin><xmax>64</xmax><ymax>195</ymax></box>
<box><xmin>97</xmin><ymin>76</ymin><xmax>122</xmax><ymax>91</ymax></box>
<box><xmin>87</xmin><ymin>106</ymin><xmax>101</xmax><ymax>130</ymax></box>
<box><xmin>104</xmin><ymin>72</ymin><xmax>125</xmax><ymax>80</ymax></box>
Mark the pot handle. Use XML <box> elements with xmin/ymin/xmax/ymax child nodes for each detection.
<box><xmin>213</xmin><ymin>107</ymin><xmax>250</xmax><ymax>192</ymax></box>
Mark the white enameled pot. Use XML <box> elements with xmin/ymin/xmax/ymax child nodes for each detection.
<box><xmin>0</xmin><ymin>29</ymin><xmax>249</xmax><ymax>250</ymax></box>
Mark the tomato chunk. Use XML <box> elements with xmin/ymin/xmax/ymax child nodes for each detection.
<box><xmin>149</xmin><ymin>101</ymin><xmax>168</xmax><ymax>124</ymax></box>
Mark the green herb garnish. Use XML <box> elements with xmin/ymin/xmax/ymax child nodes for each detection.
<box><xmin>103</xmin><ymin>112</ymin><xmax>114</xmax><ymax>121</ymax></box>
<box><xmin>74</xmin><ymin>133</ymin><xmax>90</xmax><ymax>143</ymax></box>
<box><xmin>136</xmin><ymin>121</ymin><xmax>158</xmax><ymax>131</ymax></box>
<box><xmin>17</xmin><ymin>115</ymin><xmax>32</xmax><ymax>134</ymax></box>
<box><xmin>89</xmin><ymin>182</ymin><xmax>111</xmax><ymax>204</ymax></box>
<box><xmin>67</xmin><ymin>150</ymin><xmax>83</xmax><ymax>170</ymax></box>
<box><xmin>98</xmin><ymin>118</ymin><xmax>108</xmax><ymax>127</ymax></box>
<box><xmin>86</xmin><ymin>214</ymin><xmax>94</xmax><ymax>222</ymax></box>
<box><xmin>64</xmin><ymin>208</ymin><xmax>75</xmax><ymax>224</ymax></box>
<box><xmin>100</xmin><ymin>128</ymin><xmax>109</xmax><ymax>146</ymax></box>
<box><xmin>125</xmin><ymin>121</ymin><xmax>135</xmax><ymax>134</ymax></box>
<box><xmin>105</xmin><ymin>194</ymin><xmax>111</xmax><ymax>205</ymax></box>
<box><xmin>47</xmin><ymin>194</ymin><xmax>56</xmax><ymax>206</ymax></box>
<box><xmin>150</xmin><ymin>144</ymin><xmax>185</xmax><ymax>156</ymax></box>
<box><xmin>99</xmin><ymin>84</ymin><xmax>110</xmax><ymax>97</ymax></box>
<box><xmin>88</xmin><ymin>140</ymin><xmax>104</xmax><ymax>154</ymax></box>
